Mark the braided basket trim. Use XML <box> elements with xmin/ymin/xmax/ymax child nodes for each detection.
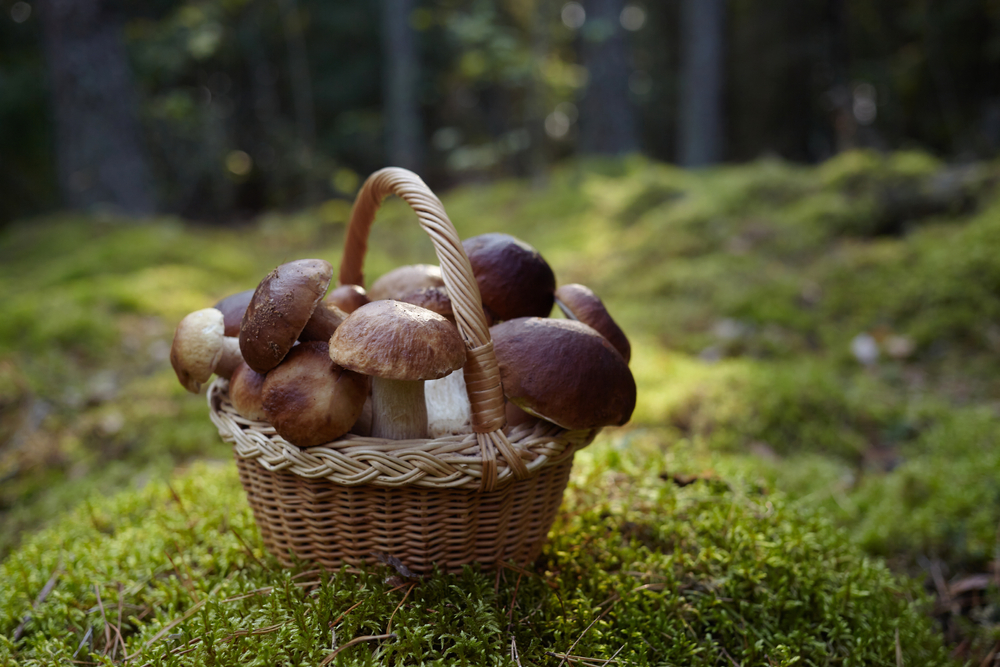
<box><xmin>209</xmin><ymin>379</ymin><xmax>597</xmax><ymax>491</ymax></box>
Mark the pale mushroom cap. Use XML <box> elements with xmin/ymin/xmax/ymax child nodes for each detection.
<box><xmin>463</xmin><ymin>233</ymin><xmax>556</xmax><ymax>321</ymax></box>
<box><xmin>328</xmin><ymin>300</ymin><xmax>467</xmax><ymax>381</ymax></box>
<box><xmin>261</xmin><ymin>341</ymin><xmax>369</xmax><ymax>448</ymax></box>
<box><xmin>368</xmin><ymin>264</ymin><xmax>444</xmax><ymax>301</ymax></box>
<box><xmin>490</xmin><ymin>317</ymin><xmax>636</xmax><ymax>430</ymax></box>
<box><xmin>170</xmin><ymin>308</ymin><xmax>225</xmax><ymax>394</ymax></box>
<box><xmin>240</xmin><ymin>259</ymin><xmax>333</xmax><ymax>373</ymax></box>
<box><xmin>555</xmin><ymin>284</ymin><xmax>631</xmax><ymax>362</ymax></box>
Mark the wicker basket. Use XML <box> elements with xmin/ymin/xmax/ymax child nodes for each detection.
<box><xmin>208</xmin><ymin>167</ymin><xmax>599</xmax><ymax>574</ymax></box>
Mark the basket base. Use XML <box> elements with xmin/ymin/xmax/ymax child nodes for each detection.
<box><xmin>236</xmin><ymin>454</ymin><xmax>574</xmax><ymax>575</ymax></box>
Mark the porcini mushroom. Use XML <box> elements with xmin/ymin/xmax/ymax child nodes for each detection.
<box><xmin>490</xmin><ymin>317</ymin><xmax>636</xmax><ymax>430</ymax></box>
<box><xmin>239</xmin><ymin>259</ymin><xmax>333</xmax><ymax>374</ymax></box>
<box><xmin>555</xmin><ymin>284</ymin><xmax>631</xmax><ymax>362</ymax></box>
<box><xmin>327</xmin><ymin>284</ymin><xmax>370</xmax><ymax>313</ymax></box>
<box><xmin>261</xmin><ymin>341</ymin><xmax>368</xmax><ymax>448</ymax></box>
<box><xmin>229</xmin><ymin>361</ymin><xmax>268</xmax><ymax>422</ymax></box>
<box><xmin>214</xmin><ymin>289</ymin><xmax>255</xmax><ymax>337</ymax></box>
<box><xmin>170</xmin><ymin>308</ymin><xmax>243</xmax><ymax>393</ymax></box>
<box><xmin>463</xmin><ymin>233</ymin><xmax>556</xmax><ymax>321</ymax></box>
<box><xmin>368</xmin><ymin>264</ymin><xmax>444</xmax><ymax>301</ymax></box>
<box><xmin>328</xmin><ymin>300</ymin><xmax>467</xmax><ymax>440</ymax></box>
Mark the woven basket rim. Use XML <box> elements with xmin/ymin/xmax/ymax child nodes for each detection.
<box><xmin>210</xmin><ymin>378</ymin><xmax>598</xmax><ymax>491</ymax></box>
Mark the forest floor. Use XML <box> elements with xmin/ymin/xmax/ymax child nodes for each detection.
<box><xmin>2</xmin><ymin>151</ymin><xmax>1000</xmax><ymax>664</ymax></box>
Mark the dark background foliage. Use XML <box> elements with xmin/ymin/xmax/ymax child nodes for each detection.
<box><xmin>1</xmin><ymin>0</ymin><xmax>998</xmax><ymax>222</ymax></box>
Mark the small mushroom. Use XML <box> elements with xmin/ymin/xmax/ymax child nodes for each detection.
<box><xmin>368</xmin><ymin>264</ymin><xmax>444</xmax><ymax>301</ymax></box>
<box><xmin>328</xmin><ymin>300</ymin><xmax>467</xmax><ymax>439</ymax></box>
<box><xmin>229</xmin><ymin>361</ymin><xmax>268</xmax><ymax>422</ymax></box>
<box><xmin>261</xmin><ymin>341</ymin><xmax>369</xmax><ymax>447</ymax></box>
<box><xmin>170</xmin><ymin>308</ymin><xmax>244</xmax><ymax>393</ymax></box>
<box><xmin>490</xmin><ymin>317</ymin><xmax>635</xmax><ymax>430</ymax></box>
<box><xmin>555</xmin><ymin>284</ymin><xmax>631</xmax><ymax>362</ymax></box>
<box><xmin>327</xmin><ymin>284</ymin><xmax>370</xmax><ymax>314</ymax></box>
<box><xmin>463</xmin><ymin>233</ymin><xmax>556</xmax><ymax>321</ymax></box>
<box><xmin>240</xmin><ymin>259</ymin><xmax>333</xmax><ymax>374</ymax></box>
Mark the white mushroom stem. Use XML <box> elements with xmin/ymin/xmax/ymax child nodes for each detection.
<box><xmin>425</xmin><ymin>369</ymin><xmax>472</xmax><ymax>438</ymax></box>
<box><xmin>371</xmin><ymin>378</ymin><xmax>428</xmax><ymax>440</ymax></box>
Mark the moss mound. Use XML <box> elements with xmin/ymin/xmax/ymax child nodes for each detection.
<box><xmin>1</xmin><ymin>445</ymin><xmax>949</xmax><ymax>665</ymax></box>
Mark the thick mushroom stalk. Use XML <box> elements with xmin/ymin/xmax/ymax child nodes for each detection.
<box><xmin>329</xmin><ymin>300</ymin><xmax>466</xmax><ymax>440</ymax></box>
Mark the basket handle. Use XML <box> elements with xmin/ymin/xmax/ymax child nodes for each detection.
<box><xmin>339</xmin><ymin>167</ymin><xmax>529</xmax><ymax>491</ymax></box>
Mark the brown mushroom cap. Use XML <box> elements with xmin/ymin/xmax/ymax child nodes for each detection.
<box><xmin>490</xmin><ymin>317</ymin><xmax>636</xmax><ymax>430</ymax></box>
<box><xmin>170</xmin><ymin>308</ymin><xmax>226</xmax><ymax>394</ymax></box>
<box><xmin>327</xmin><ymin>284</ymin><xmax>370</xmax><ymax>313</ymax></box>
<box><xmin>329</xmin><ymin>300</ymin><xmax>467</xmax><ymax>381</ymax></box>
<box><xmin>229</xmin><ymin>361</ymin><xmax>268</xmax><ymax>422</ymax></box>
<box><xmin>463</xmin><ymin>233</ymin><xmax>556</xmax><ymax>321</ymax></box>
<box><xmin>555</xmin><ymin>284</ymin><xmax>631</xmax><ymax>362</ymax></box>
<box><xmin>298</xmin><ymin>302</ymin><xmax>349</xmax><ymax>342</ymax></box>
<box><xmin>398</xmin><ymin>286</ymin><xmax>455</xmax><ymax>323</ymax></box>
<box><xmin>329</xmin><ymin>300</ymin><xmax>467</xmax><ymax>440</ymax></box>
<box><xmin>239</xmin><ymin>259</ymin><xmax>333</xmax><ymax>373</ymax></box>
<box><xmin>261</xmin><ymin>341</ymin><xmax>368</xmax><ymax>448</ymax></box>
<box><xmin>368</xmin><ymin>264</ymin><xmax>444</xmax><ymax>301</ymax></box>
<box><xmin>214</xmin><ymin>289</ymin><xmax>255</xmax><ymax>337</ymax></box>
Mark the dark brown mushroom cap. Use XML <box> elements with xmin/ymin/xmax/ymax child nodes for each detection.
<box><xmin>214</xmin><ymin>289</ymin><xmax>255</xmax><ymax>337</ymax></box>
<box><xmin>327</xmin><ymin>284</ymin><xmax>370</xmax><ymax>314</ymax></box>
<box><xmin>298</xmin><ymin>302</ymin><xmax>349</xmax><ymax>342</ymax></box>
<box><xmin>261</xmin><ymin>341</ymin><xmax>368</xmax><ymax>448</ymax></box>
<box><xmin>239</xmin><ymin>259</ymin><xmax>333</xmax><ymax>373</ymax></box>
<box><xmin>555</xmin><ymin>284</ymin><xmax>631</xmax><ymax>362</ymax></box>
<box><xmin>490</xmin><ymin>317</ymin><xmax>636</xmax><ymax>430</ymax></box>
<box><xmin>229</xmin><ymin>361</ymin><xmax>267</xmax><ymax>422</ymax></box>
<box><xmin>368</xmin><ymin>264</ymin><xmax>444</xmax><ymax>301</ymax></box>
<box><xmin>328</xmin><ymin>300</ymin><xmax>467</xmax><ymax>381</ymax></box>
<box><xmin>463</xmin><ymin>233</ymin><xmax>556</xmax><ymax>321</ymax></box>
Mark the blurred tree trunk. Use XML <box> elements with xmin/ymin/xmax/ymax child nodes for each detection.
<box><xmin>279</xmin><ymin>0</ymin><xmax>319</xmax><ymax>204</ymax></box>
<box><xmin>382</xmin><ymin>0</ymin><xmax>422</xmax><ymax>171</ymax></box>
<box><xmin>579</xmin><ymin>0</ymin><xmax>639</xmax><ymax>155</ymax></box>
<box><xmin>678</xmin><ymin>0</ymin><xmax>725</xmax><ymax>166</ymax></box>
<box><xmin>38</xmin><ymin>0</ymin><xmax>156</xmax><ymax>215</ymax></box>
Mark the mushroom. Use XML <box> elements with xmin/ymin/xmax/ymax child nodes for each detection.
<box><xmin>326</xmin><ymin>284</ymin><xmax>370</xmax><ymax>314</ymax></box>
<box><xmin>214</xmin><ymin>289</ymin><xmax>255</xmax><ymax>337</ymax></box>
<box><xmin>328</xmin><ymin>300</ymin><xmax>467</xmax><ymax>440</ymax></box>
<box><xmin>170</xmin><ymin>308</ymin><xmax>244</xmax><ymax>393</ymax></box>
<box><xmin>261</xmin><ymin>341</ymin><xmax>369</xmax><ymax>447</ymax></box>
<box><xmin>463</xmin><ymin>233</ymin><xmax>556</xmax><ymax>321</ymax></box>
<box><xmin>229</xmin><ymin>361</ymin><xmax>268</xmax><ymax>422</ymax></box>
<box><xmin>368</xmin><ymin>264</ymin><xmax>444</xmax><ymax>301</ymax></box>
<box><xmin>554</xmin><ymin>284</ymin><xmax>631</xmax><ymax>362</ymax></box>
<box><xmin>425</xmin><ymin>368</ymin><xmax>473</xmax><ymax>437</ymax></box>
<box><xmin>239</xmin><ymin>259</ymin><xmax>333</xmax><ymax>374</ymax></box>
<box><xmin>298</xmin><ymin>302</ymin><xmax>349</xmax><ymax>342</ymax></box>
<box><xmin>489</xmin><ymin>317</ymin><xmax>636</xmax><ymax>430</ymax></box>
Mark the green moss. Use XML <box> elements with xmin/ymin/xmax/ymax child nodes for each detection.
<box><xmin>0</xmin><ymin>448</ymin><xmax>950</xmax><ymax>665</ymax></box>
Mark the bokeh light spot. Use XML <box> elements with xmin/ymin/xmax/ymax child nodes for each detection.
<box><xmin>561</xmin><ymin>2</ymin><xmax>585</xmax><ymax>30</ymax></box>
<box><xmin>225</xmin><ymin>150</ymin><xmax>253</xmax><ymax>176</ymax></box>
<box><xmin>620</xmin><ymin>5</ymin><xmax>646</xmax><ymax>31</ymax></box>
<box><xmin>10</xmin><ymin>2</ymin><xmax>31</xmax><ymax>23</ymax></box>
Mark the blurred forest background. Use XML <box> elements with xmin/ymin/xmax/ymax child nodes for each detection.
<box><xmin>2</xmin><ymin>0</ymin><xmax>999</xmax><ymax>223</ymax></box>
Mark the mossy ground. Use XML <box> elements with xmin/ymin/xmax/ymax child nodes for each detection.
<box><xmin>2</xmin><ymin>150</ymin><xmax>1000</xmax><ymax>663</ymax></box>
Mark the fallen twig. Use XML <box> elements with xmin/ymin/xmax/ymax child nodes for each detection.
<box><xmin>12</xmin><ymin>564</ymin><xmax>62</xmax><ymax>641</ymax></box>
<box><xmin>320</xmin><ymin>633</ymin><xmax>397</xmax><ymax>664</ymax></box>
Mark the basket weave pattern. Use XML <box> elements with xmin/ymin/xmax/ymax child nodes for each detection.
<box><xmin>210</xmin><ymin>167</ymin><xmax>600</xmax><ymax>573</ymax></box>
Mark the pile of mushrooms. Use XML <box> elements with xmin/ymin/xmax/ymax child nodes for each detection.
<box><xmin>169</xmin><ymin>232</ymin><xmax>636</xmax><ymax>448</ymax></box>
